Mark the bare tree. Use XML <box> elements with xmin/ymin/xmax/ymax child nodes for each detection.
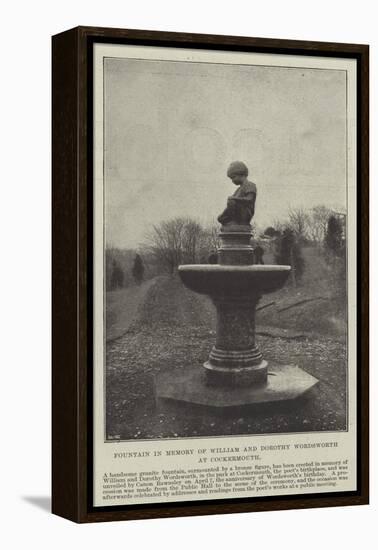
<box><xmin>272</xmin><ymin>217</ymin><xmax>288</xmax><ymax>235</ymax></box>
<box><xmin>181</xmin><ymin>219</ymin><xmax>203</xmax><ymax>263</ymax></box>
<box><xmin>288</xmin><ymin>206</ymin><xmax>310</xmax><ymax>242</ymax></box>
<box><xmin>144</xmin><ymin>217</ymin><xmax>204</xmax><ymax>274</ymax></box>
<box><xmin>307</xmin><ymin>205</ymin><xmax>333</xmax><ymax>244</ymax></box>
<box><xmin>200</xmin><ymin>219</ymin><xmax>220</xmax><ymax>255</ymax></box>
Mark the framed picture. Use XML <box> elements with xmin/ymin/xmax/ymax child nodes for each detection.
<box><xmin>52</xmin><ymin>26</ymin><xmax>369</xmax><ymax>523</ymax></box>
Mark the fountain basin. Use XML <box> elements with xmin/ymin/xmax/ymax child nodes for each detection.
<box><xmin>178</xmin><ymin>264</ymin><xmax>291</xmax><ymax>296</ymax></box>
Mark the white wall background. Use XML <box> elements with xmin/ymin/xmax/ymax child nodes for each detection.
<box><xmin>0</xmin><ymin>0</ymin><xmax>375</xmax><ymax>548</ymax></box>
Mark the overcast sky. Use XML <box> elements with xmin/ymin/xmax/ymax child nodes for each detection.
<box><xmin>104</xmin><ymin>57</ymin><xmax>347</xmax><ymax>249</ymax></box>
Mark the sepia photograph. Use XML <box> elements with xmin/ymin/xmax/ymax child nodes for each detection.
<box><xmin>97</xmin><ymin>48</ymin><xmax>353</xmax><ymax>443</ymax></box>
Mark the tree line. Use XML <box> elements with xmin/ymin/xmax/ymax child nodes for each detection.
<box><xmin>107</xmin><ymin>204</ymin><xmax>346</xmax><ymax>290</ymax></box>
<box><xmin>269</xmin><ymin>206</ymin><xmax>346</xmax><ymax>287</ymax></box>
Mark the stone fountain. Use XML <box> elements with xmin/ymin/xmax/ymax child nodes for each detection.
<box><xmin>155</xmin><ymin>162</ymin><xmax>318</xmax><ymax>411</ymax></box>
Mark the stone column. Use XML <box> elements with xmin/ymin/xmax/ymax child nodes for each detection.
<box><xmin>204</xmin><ymin>293</ymin><xmax>267</xmax><ymax>387</ymax></box>
<box><xmin>203</xmin><ymin>223</ymin><xmax>268</xmax><ymax>387</ymax></box>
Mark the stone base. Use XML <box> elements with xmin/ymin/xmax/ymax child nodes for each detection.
<box><xmin>154</xmin><ymin>364</ymin><xmax>319</xmax><ymax>412</ymax></box>
<box><xmin>204</xmin><ymin>359</ymin><xmax>268</xmax><ymax>387</ymax></box>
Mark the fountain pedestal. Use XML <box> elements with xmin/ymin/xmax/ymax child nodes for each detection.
<box><xmin>154</xmin><ymin>224</ymin><xmax>319</xmax><ymax>412</ymax></box>
<box><xmin>206</xmin><ymin>224</ymin><xmax>267</xmax><ymax>386</ymax></box>
<box><xmin>204</xmin><ymin>293</ymin><xmax>267</xmax><ymax>387</ymax></box>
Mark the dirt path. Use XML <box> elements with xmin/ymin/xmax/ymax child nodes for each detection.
<box><xmin>106</xmin><ymin>276</ymin><xmax>347</xmax><ymax>440</ymax></box>
<box><xmin>106</xmin><ymin>278</ymin><xmax>158</xmax><ymax>342</ymax></box>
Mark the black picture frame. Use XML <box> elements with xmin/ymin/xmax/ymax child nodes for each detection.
<box><xmin>52</xmin><ymin>26</ymin><xmax>369</xmax><ymax>523</ymax></box>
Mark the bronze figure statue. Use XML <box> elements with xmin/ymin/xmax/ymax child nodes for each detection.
<box><xmin>217</xmin><ymin>161</ymin><xmax>257</xmax><ymax>226</ymax></box>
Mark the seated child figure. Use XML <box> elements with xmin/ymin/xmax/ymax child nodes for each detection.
<box><xmin>217</xmin><ymin>161</ymin><xmax>257</xmax><ymax>226</ymax></box>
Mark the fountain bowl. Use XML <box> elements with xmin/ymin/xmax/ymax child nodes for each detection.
<box><xmin>178</xmin><ymin>264</ymin><xmax>291</xmax><ymax>296</ymax></box>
